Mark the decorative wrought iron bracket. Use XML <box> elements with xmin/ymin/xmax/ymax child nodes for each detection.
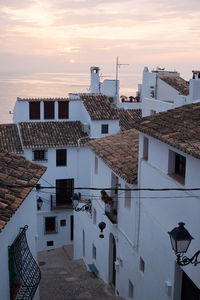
<box><xmin>177</xmin><ymin>251</ymin><xmax>200</xmax><ymax>266</ymax></box>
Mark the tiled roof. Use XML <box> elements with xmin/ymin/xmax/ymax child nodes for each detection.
<box><xmin>159</xmin><ymin>76</ymin><xmax>189</xmax><ymax>96</ymax></box>
<box><xmin>19</xmin><ymin>121</ymin><xmax>89</xmax><ymax>148</ymax></box>
<box><xmin>17</xmin><ymin>97</ymin><xmax>77</xmax><ymax>102</ymax></box>
<box><xmin>119</xmin><ymin>109</ymin><xmax>142</xmax><ymax>131</ymax></box>
<box><xmin>88</xmin><ymin>129</ymin><xmax>139</xmax><ymax>184</ymax></box>
<box><xmin>0</xmin><ymin>124</ymin><xmax>23</xmax><ymax>154</ymax></box>
<box><xmin>133</xmin><ymin>102</ymin><xmax>200</xmax><ymax>159</ymax></box>
<box><xmin>0</xmin><ymin>150</ymin><xmax>46</xmax><ymax>232</ymax></box>
<box><xmin>80</xmin><ymin>94</ymin><xmax>119</xmax><ymax>120</ymax></box>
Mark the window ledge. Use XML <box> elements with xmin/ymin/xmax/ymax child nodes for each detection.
<box><xmin>143</xmin><ymin>157</ymin><xmax>148</xmax><ymax>161</ymax></box>
<box><xmin>168</xmin><ymin>173</ymin><xmax>185</xmax><ymax>185</ymax></box>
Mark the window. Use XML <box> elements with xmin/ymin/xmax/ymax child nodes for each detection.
<box><xmin>56</xmin><ymin>149</ymin><xmax>67</xmax><ymax>166</ymax></box>
<box><xmin>29</xmin><ymin>102</ymin><xmax>40</xmax><ymax>120</ymax></box>
<box><xmin>140</xmin><ymin>257</ymin><xmax>145</xmax><ymax>274</ymax></box>
<box><xmin>33</xmin><ymin>150</ymin><xmax>47</xmax><ymax>161</ymax></box>
<box><xmin>60</xmin><ymin>219</ymin><xmax>66</xmax><ymax>227</ymax></box>
<box><xmin>168</xmin><ymin>150</ymin><xmax>186</xmax><ymax>184</ymax></box>
<box><xmin>92</xmin><ymin>244</ymin><xmax>96</xmax><ymax>260</ymax></box>
<box><xmin>101</xmin><ymin>124</ymin><xmax>109</xmax><ymax>134</ymax></box>
<box><xmin>150</xmin><ymin>109</ymin><xmax>156</xmax><ymax>115</ymax></box>
<box><xmin>56</xmin><ymin>178</ymin><xmax>74</xmax><ymax>206</ymax></box>
<box><xmin>93</xmin><ymin>208</ymin><xmax>97</xmax><ymax>224</ymax></box>
<box><xmin>45</xmin><ymin>217</ymin><xmax>57</xmax><ymax>234</ymax></box>
<box><xmin>94</xmin><ymin>156</ymin><xmax>98</xmax><ymax>174</ymax></box>
<box><xmin>58</xmin><ymin>101</ymin><xmax>69</xmax><ymax>119</ymax></box>
<box><xmin>143</xmin><ymin>137</ymin><xmax>149</xmax><ymax>160</ymax></box>
<box><xmin>44</xmin><ymin>101</ymin><xmax>54</xmax><ymax>119</ymax></box>
<box><xmin>129</xmin><ymin>280</ymin><xmax>134</xmax><ymax>298</ymax></box>
<box><xmin>124</xmin><ymin>185</ymin><xmax>131</xmax><ymax>209</ymax></box>
<box><xmin>47</xmin><ymin>241</ymin><xmax>54</xmax><ymax>246</ymax></box>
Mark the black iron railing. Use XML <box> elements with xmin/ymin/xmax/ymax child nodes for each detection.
<box><xmin>9</xmin><ymin>225</ymin><xmax>41</xmax><ymax>300</ymax></box>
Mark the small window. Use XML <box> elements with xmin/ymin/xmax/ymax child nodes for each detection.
<box><xmin>93</xmin><ymin>208</ymin><xmax>97</xmax><ymax>224</ymax></box>
<box><xmin>124</xmin><ymin>185</ymin><xmax>131</xmax><ymax>209</ymax></box>
<box><xmin>150</xmin><ymin>109</ymin><xmax>156</xmax><ymax>115</ymax></box>
<box><xmin>168</xmin><ymin>150</ymin><xmax>186</xmax><ymax>184</ymax></box>
<box><xmin>129</xmin><ymin>280</ymin><xmax>134</xmax><ymax>298</ymax></box>
<box><xmin>140</xmin><ymin>257</ymin><xmax>145</xmax><ymax>274</ymax></box>
<box><xmin>94</xmin><ymin>156</ymin><xmax>98</xmax><ymax>174</ymax></box>
<box><xmin>45</xmin><ymin>217</ymin><xmax>57</xmax><ymax>234</ymax></box>
<box><xmin>101</xmin><ymin>124</ymin><xmax>109</xmax><ymax>134</ymax></box>
<box><xmin>47</xmin><ymin>241</ymin><xmax>54</xmax><ymax>247</ymax></box>
<box><xmin>58</xmin><ymin>101</ymin><xmax>69</xmax><ymax>119</ymax></box>
<box><xmin>44</xmin><ymin>101</ymin><xmax>55</xmax><ymax>119</ymax></box>
<box><xmin>29</xmin><ymin>102</ymin><xmax>40</xmax><ymax>120</ymax></box>
<box><xmin>33</xmin><ymin>150</ymin><xmax>47</xmax><ymax>161</ymax></box>
<box><xmin>92</xmin><ymin>244</ymin><xmax>96</xmax><ymax>260</ymax></box>
<box><xmin>56</xmin><ymin>149</ymin><xmax>67</xmax><ymax>166</ymax></box>
<box><xmin>143</xmin><ymin>137</ymin><xmax>149</xmax><ymax>160</ymax></box>
<box><xmin>60</xmin><ymin>219</ymin><xmax>66</xmax><ymax>227</ymax></box>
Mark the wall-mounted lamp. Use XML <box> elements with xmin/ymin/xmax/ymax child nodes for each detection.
<box><xmin>37</xmin><ymin>197</ymin><xmax>43</xmax><ymax>210</ymax></box>
<box><xmin>98</xmin><ymin>221</ymin><xmax>106</xmax><ymax>238</ymax></box>
<box><xmin>168</xmin><ymin>222</ymin><xmax>200</xmax><ymax>266</ymax></box>
<box><xmin>72</xmin><ymin>193</ymin><xmax>91</xmax><ymax>213</ymax></box>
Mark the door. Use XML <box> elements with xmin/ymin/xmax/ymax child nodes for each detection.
<box><xmin>56</xmin><ymin>179</ymin><xmax>74</xmax><ymax>206</ymax></box>
<box><xmin>181</xmin><ymin>271</ymin><xmax>200</xmax><ymax>300</ymax></box>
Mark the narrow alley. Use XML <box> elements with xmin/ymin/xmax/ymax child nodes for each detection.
<box><xmin>38</xmin><ymin>245</ymin><xmax>124</xmax><ymax>300</ymax></box>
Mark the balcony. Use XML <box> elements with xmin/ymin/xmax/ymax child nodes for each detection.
<box><xmin>50</xmin><ymin>194</ymin><xmax>73</xmax><ymax>210</ymax></box>
<box><xmin>101</xmin><ymin>190</ymin><xmax>117</xmax><ymax>224</ymax></box>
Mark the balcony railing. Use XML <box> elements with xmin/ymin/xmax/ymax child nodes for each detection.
<box><xmin>50</xmin><ymin>194</ymin><xmax>73</xmax><ymax>210</ymax></box>
<box><xmin>101</xmin><ymin>190</ymin><xmax>117</xmax><ymax>224</ymax></box>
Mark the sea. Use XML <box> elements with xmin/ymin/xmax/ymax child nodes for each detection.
<box><xmin>0</xmin><ymin>72</ymin><xmax>141</xmax><ymax>124</ymax></box>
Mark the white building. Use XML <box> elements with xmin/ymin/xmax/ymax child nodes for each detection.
<box><xmin>0</xmin><ymin>150</ymin><xmax>46</xmax><ymax>300</ymax></box>
<box><xmin>9</xmin><ymin>93</ymin><xmax>121</xmax><ymax>251</ymax></box>
<box><xmin>140</xmin><ymin>67</ymin><xmax>200</xmax><ymax>117</ymax></box>
<box><xmin>74</xmin><ymin>101</ymin><xmax>200</xmax><ymax>300</ymax></box>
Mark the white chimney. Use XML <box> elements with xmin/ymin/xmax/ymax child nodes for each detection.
<box><xmin>189</xmin><ymin>70</ymin><xmax>200</xmax><ymax>102</ymax></box>
<box><xmin>90</xmin><ymin>67</ymin><xmax>100</xmax><ymax>93</ymax></box>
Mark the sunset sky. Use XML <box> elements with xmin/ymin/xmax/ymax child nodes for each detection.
<box><xmin>1</xmin><ymin>0</ymin><xmax>200</xmax><ymax>79</ymax></box>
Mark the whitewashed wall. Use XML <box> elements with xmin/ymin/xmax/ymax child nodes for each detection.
<box><xmin>137</xmin><ymin>133</ymin><xmax>200</xmax><ymax>298</ymax></box>
<box><xmin>90</xmin><ymin>120</ymin><xmax>120</xmax><ymax>138</ymax></box>
<box><xmin>142</xmin><ymin>98</ymin><xmax>174</xmax><ymax>117</ymax></box>
<box><xmin>0</xmin><ymin>191</ymin><xmax>39</xmax><ymax>300</ymax></box>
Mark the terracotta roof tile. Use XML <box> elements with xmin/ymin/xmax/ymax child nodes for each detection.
<box><xmin>19</xmin><ymin>121</ymin><xmax>89</xmax><ymax>148</ymax></box>
<box><xmin>88</xmin><ymin>129</ymin><xmax>139</xmax><ymax>184</ymax></box>
<box><xmin>0</xmin><ymin>124</ymin><xmax>23</xmax><ymax>154</ymax></box>
<box><xmin>0</xmin><ymin>150</ymin><xmax>46</xmax><ymax>232</ymax></box>
<box><xmin>17</xmin><ymin>97</ymin><xmax>78</xmax><ymax>102</ymax></box>
<box><xmin>159</xmin><ymin>76</ymin><xmax>189</xmax><ymax>95</ymax></box>
<box><xmin>80</xmin><ymin>94</ymin><xmax>119</xmax><ymax>120</ymax></box>
<box><xmin>118</xmin><ymin>109</ymin><xmax>142</xmax><ymax>131</ymax></box>
<box><xmin>133</xmin><ymin>102</ymin><xmax>200</xmax><ymax>159</ymax></box>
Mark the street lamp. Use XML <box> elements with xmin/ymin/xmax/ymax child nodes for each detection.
<box><xmin>168</xmin><ymin>222</ymin><xmax>200</xmax><ymax>266</ymax></box>
<box><xmin>37</xmin><ymin>197</ymin><xmax>43</xmax><ymax>210</ymax></box>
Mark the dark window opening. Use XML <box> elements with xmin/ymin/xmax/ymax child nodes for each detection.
<box><xmin>45</xmin><ymin>217</ymin><xmax>57</xmax><ymax>234</ymax></box>
<box><xmin>71</xmin><ymin>215</ymin><xmax>74</xmax><ymax>241</ymax></box>
<box><xmin>47</xmin><ymin>241</ymin><xmax>54</xmax><ymax>246</ymax></box>
<box><xmin>44</xmin><ymin>101</ymin><xmax>55</xmax><ymax>119</ymax></box>
<box><xmin>101</xmin><ymin>124</ymin><xmax>109</xmax><ymax>134</ymax></box>
<box><xmin>56</xmin><ymin>179</ymin><xmax>74</xmax><ymax>206</ymax></box>
<box><xmin>33</xmin><ymin>150</ymin><xmax>47</xmax><ymax>161</ymax></box>
<box><xmin>29</xmin><ymin>102</ymin><xmax>40</xmax><ymax>120</ymax></box>
<box><xmin>60</xmin><ymin>219</ymin><xmax>66</xmax><ymax>227</ymax></box>
<box><xmin>56</xmin><ymin>149</ymin><xmax>67</xmax><ymax>166</ymax></box>
<box><xmin>175</xmin><ymin>153</ymin><xmax>186</xmax><ymax>178</ymax></box>
<box><xmin>58</xmin><ymin>101</ymin><xmax>69</xmax><ymax>119</ymax></box>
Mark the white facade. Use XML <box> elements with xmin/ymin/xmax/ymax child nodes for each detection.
<box><xmin>74</xmin><ymin>129</ymin><xmax>200</xmax><ymax>299</ymax></box>
<box><xmin>0</xmin><ymin>191</ymin><xmax>39</xmax><ymax>300</ymax></box>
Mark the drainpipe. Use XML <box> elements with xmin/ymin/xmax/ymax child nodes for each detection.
<box><xmin>135</xmin><ymin>157</ymin><xmax>142</xmax><ymax>249</ymax></box>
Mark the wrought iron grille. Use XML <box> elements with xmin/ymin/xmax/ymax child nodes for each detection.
<box><xmin>10</xmin><ymin>225</ymin><xmax>41</xmax><ymax>300</ymax></box>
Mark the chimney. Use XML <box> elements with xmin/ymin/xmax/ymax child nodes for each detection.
<box><xmin>90</xmin><ymin>67</ymin><xmax>100</xmax><ymax>93</ymax></box>
<box><xmin>189</xmin><ymin>70</ymin><xmax>200</xmax><ymax>102</ymax></box>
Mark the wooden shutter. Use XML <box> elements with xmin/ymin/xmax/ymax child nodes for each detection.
<box><xmin>29</xmin><ymin>102</ymin><xmax>40</xmax><ymax>120</ymax></box>
<box><xmin>44</xmin><ymin>101</ymin><xmax>55</xmax><ymax>119</ymax></box>
<box><xmin>58</xmin><ymin>101</ymin><xmax>69</xmax><ymax>119</ymax></box>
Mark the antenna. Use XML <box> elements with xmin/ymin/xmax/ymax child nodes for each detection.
<box><xmin>115</xmin><ymin>56</ymin><xmax>129</xmax><ymax>98</ymax></box>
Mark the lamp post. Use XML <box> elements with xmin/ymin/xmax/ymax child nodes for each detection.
<box><xmin>168</xmin><ymin>222</ymin><xmax>200</xmax><ymax>266</ymax></box>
